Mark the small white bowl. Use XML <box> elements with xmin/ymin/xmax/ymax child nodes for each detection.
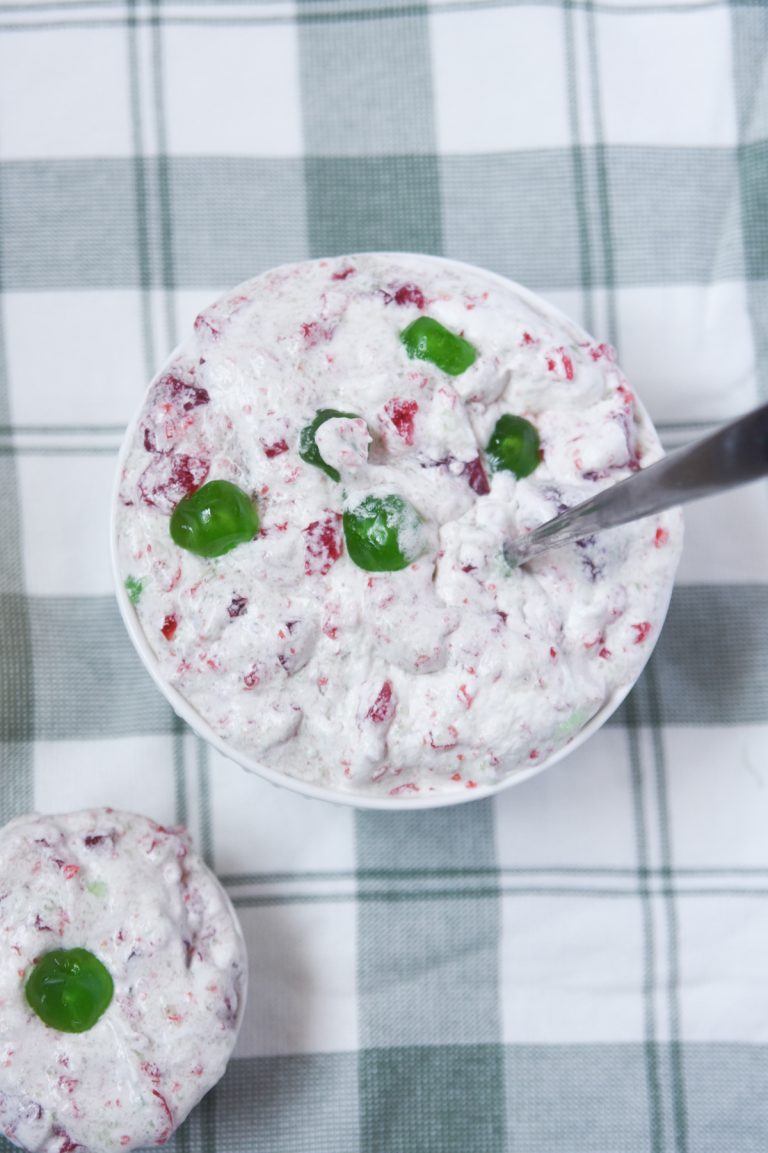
<box><xmin>111</xmin><ymin>255</ymin><xmax>679</xmax><ymax>811</ymax></box>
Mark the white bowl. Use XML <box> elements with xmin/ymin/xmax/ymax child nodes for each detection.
<box><xmin>111</xmin><ymin>254</ymin><xmax>679</xmax><ymax>810</ymax></box>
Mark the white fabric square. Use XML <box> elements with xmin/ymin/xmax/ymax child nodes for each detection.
<box><xmin>596</xmin><ymin>8</ymin><xmax>738</xmax><ymax>146</ymax></box>
<box><xmin>207</xmin><ymin>748</ymin><xmax>356</xmax><ymax>877</ymax></box>
<box><xmin>34</xmin><ymin>735</ymin><xmax>177</xmax><ymax>821</ymax></box>
<box><xmin>18</xmin><ymin>452</ymin><xmax>117</xmax><ymax>597</ymax></box>
<box><xmin>675</xmin><ymin>482</ymin><xmax>768</xmax><ymax>585</ymax></box>
<box><xmin>0</xmin><ymin>28</ymin><xmax>132</xmax><ymax>160</ymax></box>
<box><xmin>615</xmin><ymin>282</ymin><xmax>757</xmax><ymax>424</ymax></box>
<box><xmin>162</xmin><ymin>22</ymin><xmax>303</xmax><ymax>157</ymax></box>
<box><xmin>678</xmin><ymin>896</ymin><xmax>768</xmax><ymax>1042</ymax></box>
<box><xmin>500</xmin><ymin>893</ymin><xmax>644</xmax><ymax>1042</ymax></box>
<box><xmin>430</xmin><ymin>6</ymin><xmax>570</xmax><ymax>153</ymax></box>
<box><xmin>664</xmin><ymin>726</ymin><xmax>768</xmax><ymax>869</ymax></box>
<box><xmin>5</xmin><ymin>291</ymin><xmax>147</xmax><ymax>427</ymax></box>
<box><xmin>234</xmin><ymin>901</ymin><xmax>358</xmax><ymax>1056</ymax></box>
<box><xmin>494</xmin><ymin>728</ymin><xmax>637</xmax><ymax>869</ymax></box>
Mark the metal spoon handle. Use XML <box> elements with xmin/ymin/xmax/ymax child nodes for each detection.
<box><xmin>506</xmin><ymin>401</ymin><xmax>768</xmax><ymax>566</ymax></box>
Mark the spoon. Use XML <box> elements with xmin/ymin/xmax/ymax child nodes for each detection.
<box><xmin>504</xmin><ymin>400</ymin><xmax>768</xmax><ymax>567</ymax></box>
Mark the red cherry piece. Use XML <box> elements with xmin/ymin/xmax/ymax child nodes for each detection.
<box><xmin>303</xmin><ymin>513</ymin><xmax>344</xmax><ymax>576</ymax></box>
<box><xmin>138</xmin><ymin>454</ymin><xmax>210</xmax><ymax>513</ymax></box>
<box><xmin>332</xmin><ymin>267</ymin><xmax>356</xmax><ymax>280</ymax></box>
<box><xmin>384</xmin><ymin>398</ymin><xmax>419</xmax><ymax>445</ymax></box>
<box><xmin>301</xmin><ymin>321</ymin><xmax>333</xmax><ymax>347</ymax></box>
<box><xmin>161</xmin><ymin>614</ymin><xmax>177</xmax><ymax>641</ymax></box>
<box><xmin>153</xmin><ymin>374</ymin><xmax>210</xmax><ymax>413</ymax></box>
<box><xmin>464</xmin><ymin>456</ymin><xmax>490</xmax><ymax>495</ymax></box>
<box><xmin>632</xmin><ymin>622</ymin><xmax>652</xmax><ymax>644</ymax></box>
<box><xmin>393</xmin><ymin>284</ymin><xmax>425</xmax><ymax>309</ymax></box>
<box><xmin>367</xmin><ymin>681</ymin><xmax>395</xmax><ymax>724</ymax></box>
<box><xmin>261</xmin><ymin>438</ymin><xmax>289</xmax><ymax>459</ymax></box>
<box><xmin>227</xmin><ymin>595</ymin><xmax>248</xmax><ymax>618</ymax></box>
<box><xmin>194</xmin><ymin>313</ymin><xmax>220</xmax><ymax>339</ymax></box>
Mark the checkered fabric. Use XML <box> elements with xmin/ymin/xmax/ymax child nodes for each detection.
<box><xmin>1</xmin><ymin>0</ymin><xmax>768</xmax><ymax>1149</ymax></box>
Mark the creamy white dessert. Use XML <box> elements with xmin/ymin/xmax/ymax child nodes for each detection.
<box><xmin>0</xmin><ymin>809</ymin><xmax>246</xmax><ymax>1152</ymax></box>
<box><xmin>114</xmin><ymin>254</ymin><xmax>681</xmax><ymax>798</ymax></box>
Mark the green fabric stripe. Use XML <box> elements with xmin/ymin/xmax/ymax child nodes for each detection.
<box><xmin>232</xmin><ymin>885</ymin><xmax>768</xmax><ymax>908</ymax></box>
<box><xmin>585</xmin><ymin>0</ymin><xmax>618</xmax><ymax>343</ymax></box>
<box><xmin>505</xmin><ymin>1043</ymin><xmax>653</xmax><ymax>1152</ymax></box>
<box><xmin>196</xmin><ymin>735</ymin><xmax>214</xmax><ymax>868</ymax></box>
<box><xmin>356</xmin><ymin>807</ymin><xmax>505</xmax><ymax>1150</ymax></box>
<box><xmin>734</xmin><ymin>51</ymin><xmax>768</xmax><ymax>400</ymax></box>
<box><xmin>173</xmin><ymin>711</ymin><xmax>188</xmax><ymax>826</ymax></box>
<box><xmin>361</xmin><ymin>1045</ymin><xmax>504</xmax><ymax>1153</ymax></box>
<box><xmin>0</xmin><ymin>163</ymin><xmax>34</xmax><ymax>818</ymax></box>
<box><xmin>626</xmin><ymin>693</ymin><xmax>664</xmax><ymax>1153</ymax></box>
<box><xmin>222</xmin><ymin>865</ymin><xmax>768</xmax><ymax>885</ymax></box>
<box><xmin>563</xmin><ymin>0</ymin><xmax>595</xmax><ymax>332</ymax></box>
<box><xmin>150</xmin><ymin>0</ymin><xmax>177</xmax><ymax>343</ymax></box>
<box><xmin>3</xmin><ymin>151</ymin><xmax>743</xmax><ymax>291</ymax></box>
<box><xmin>647</xmin><ymin>661</ymin><xmax>690</xmax><ymax>1153</ymax></box>
<box><xmin>299</xmin><ymin>6</ymin><xmax>438</xmax><ymax>156</ymax></box>
<box><xmin>126</xmin><ymin>0</ymin><xmax>156</xmax><ymax>379</ymax></box>
<box><xmin>170</xmin><ymin>157</ymin><xmax>309</xmax><ymax>283</ymax></box>
<box><xmin>212</xmin><ymin>1053</ymin><xmax>360</xmax><ymax>1153</ymax></box>
<box><xmin>0</xmin><ymin>0</ymin><xmax>750</xmax><ymax>32</ymax></box>
<box><xmin>298</xmin><ymin>0</ymin><xmax>443</xmax><ymax>258</ymax></box>
<box><xmin>27</xmin><ymin>595</ymin><xmax>176</xmax><ymax>739</ymax></box>
<box><xmin>1</xmin><ymin>157</ymin><xmax>309</xmax><ymax>291</ymax></box>
<box><xmin>304</xmin><ymin>155</ymin><xmax>443</xmax><ymax>257</ymax></box>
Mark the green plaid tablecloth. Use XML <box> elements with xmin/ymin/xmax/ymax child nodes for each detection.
<box><xmin>2</xmin><ymin>1</ymin><xmax>768</xmax><ymax>1149</ymax></box>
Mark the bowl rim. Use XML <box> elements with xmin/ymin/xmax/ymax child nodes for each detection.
<box><xmin>110</xmin><ymin>251</ymin><xmax>677</xmax><ymax>811</ymax></box>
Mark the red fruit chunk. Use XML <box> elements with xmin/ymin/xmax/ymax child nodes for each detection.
<box><xmin>194</xmin><ymin>312</ymin><xmax>220</xmax><ymax>339</ymax></box>
<box><xmin>153</xmin><ymin>374</ymin><xmax>210</xmax><ymax>414</ymax></box>
<box><xmin>655</xmin><ymin>527</ymin><xmax>669</xmax><ymax>548</ymax></box>
<box><xmin>261</xmin><ymin>438</ymin><xmax>289</xmax><ymax>458</ymax></box>
<box><xmin>590</xmin><ymin>342</ymin><xmax>615</xmax><ymax>362</ymax></box>
<box><xmin>332</xmin><ymin>266</ymin><xmax>356</xmax><ymax>280</ymax></box>
<box><xmin>367</xmin><ymin>681</ymin><xmax>395</xmax><ymax>723</ymax></box>
<box><xmin>152</xmin><ymin>1088</ymin><xmax>175</xmax><ymax>1143</ymax></box>
<box><xmin>303</xmin><ymin>512</ymin><xmax>344</xmax><ymax>576</ymax></box>
<box><xmin>138</xmin><ymin>453</ymin><xmax>209</xmax><ymax>513</ymax></box>
<box><xmin>393</xmin><ymin>283</ymin><xmax>426</xmax><ymax>309</ymax></box>
<box><xmin>632</xmin><ymin>621</ymin><xmax>652</xmax><ymax>644</ymax></box>
<box><xmin>384</xmin><ymin>398</ymin><xmax>419</xmax><ymax>445</ymax></box>
<box><xmin>301</xmin><ymin>321</ymin><xmax>334</xmax><ymax>347</ymax></box>
<box><xmin>53</xmin><ymin>1133</ymin><xmax>80</xmax><ymax>1153</ymax></box>
<box><xmin>161</xmin><ymin>614</ymin><xmax>177</xmax><ymax>641</ymax></box>
<box><xmin>227</xmin><ymin>595</ymin><xmax>248</xmax><ymax>618</ymax></box>
<box><xmin>464</xmin><ymin>456</ymin><xmax>490</xmax><ymax>495</ymax></box>
<box><xmin>83</xmin><ymin>834</ymin><xmax>113</xmax><ymax>848</ymax></box>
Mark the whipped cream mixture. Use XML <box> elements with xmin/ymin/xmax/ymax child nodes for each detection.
<box><xmin>115</xmin><ymin>254</ymin><xmax>681</xmax><ymax>797</ymax></box>
<box><xmin>0</xmin><ymin>809</ymin><xmax>246</xmax><ymax>1152</ymax></box>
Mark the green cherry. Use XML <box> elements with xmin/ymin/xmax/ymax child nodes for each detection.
<box><xmin>486</xmin><ymin>414</ymin><xmax>541</xmax><ymax>478</ymax></box>
<box><xmin>170</xmin><ymin>479</ymin><xmax>259</xmax><ymax>558</ymax></box>
<box><xmin>299</xmin><ymin>408</ymin><xmax>362</xmax><ymax>483</ymax></box>
<box><xmin>25</xmin><ymin>947</ymin><xmax>113</xmax><ymax>1033</ymax></box>
<box><xmin>343</xmin><ymin>494</ymin><xmax>425</xmax><ymax>572</ymax></box>
<box><xmin>400</xmin><ymin>316</ymin><xmax>477</xmax><ymax>376</ymax></box>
